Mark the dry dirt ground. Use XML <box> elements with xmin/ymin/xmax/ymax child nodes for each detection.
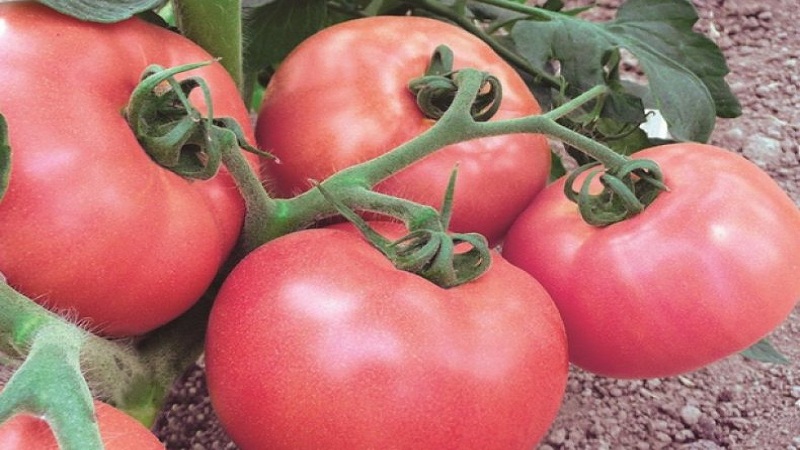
<box><xmin>153</xmin><ymin>0</ymin><xmax>799</xmax><ymax>448</ymax></box>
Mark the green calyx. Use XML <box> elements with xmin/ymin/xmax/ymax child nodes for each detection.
<box><xmin>316</xmin><ymin>167</ymin><xmax>491</xmax><ymax>288</ymax></box>
<box><xmin>124</xmin><ymin>62</ymin><xmax>270</xmax><ymax>180</ymax></box>
<box><xmin>565</xmin><ymin>158</ymin><xmax>668</xmax><ymax>227</ymax></box>
<box><xmin>408</xmin><ymin>45</ymin><xmax>502</xmax><ymax>122</ymax></box>
<box><xmin>384</xmin><ymin>229</ymin><xmax>490</xmax><ymax>288</ymax></box>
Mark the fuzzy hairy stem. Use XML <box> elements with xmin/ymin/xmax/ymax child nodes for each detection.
<box><xmin>0</xmin><ymin>282</ymin><xmax>162</xmax><ymax>425</ymax></box>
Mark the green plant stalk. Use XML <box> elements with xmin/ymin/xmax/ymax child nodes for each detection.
<box><xmin>491</xmin><ymin>84</ymin><xmax>630</xmax><ymax>170</ymax></box>
<box><xmin>0</xmin><ymin>70</ymin><xmax>642</xmax><ymax>448</ymax></box>
<box><xmin>243</xmin><ymin>69</ymin><xmax>495</xmax><ymax>246</ymax></box>
<box><xmin>129</xmin><ymin>288</ymin><xmax>217</xmax><ymax>425</ymax></box>
<box><xmin>173</xmin><ymin>0</ymin><xmax>244</xmax><ymax>93</ymax></box>
<box><xmin>471</xmin><ymin>0</ymin><xmax>565</xmax><ymax>18</ymax></box>
<box><xmin>0</xmin><ymin>281</ymin><xmax>168</xmax><ymax>426</ymax></box>
<box><xmin>0</xmin><ymin>323</ymin><xmax>103</xmax><ymax>450</ymax></box>
<box><xmin>0</xmin><ymin>280</ymin><xmax>180</xmax><ymax>447</ymax></box>
<box><xmin>245</xmin><ymin>70</ymin><xmax>618</xmax><ymax>246</ymax></box>
<box><xmin>218</xmin><ymin>139</ymin><xmax>282</xmax><ymax>254</ymax></box>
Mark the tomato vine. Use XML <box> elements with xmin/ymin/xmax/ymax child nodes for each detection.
<box><xmin>1</xmin><ymin>1</ymin><xmax>794</xmax><ymax>449</ymax></box>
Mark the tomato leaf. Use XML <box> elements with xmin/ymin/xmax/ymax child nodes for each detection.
<box><xmin>740</xmin><ymin>338</ymin><xmax>790</xmax><ymax>365</ymax></box>
<box><xmin>35</xmin><ymin>0</ymin><xmax>162</xmax><ymax>23</ymax></box>
<box><xmin>510</xmin><ymin>0</ymin><xmax>741</xmax><ymax>142</ymax></box>
<box><xmin>242</xmin><ymin>0</ymin><xmax>328</xmax><ymax>72</ymax></box>
<box><xmin>0</xmin><ymin>114</ymin><xmax>9</xmax><ymax>203</ymax></box>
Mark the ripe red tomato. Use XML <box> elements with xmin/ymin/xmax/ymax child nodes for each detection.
<box><xmin>0</xmin><ymin>400</ymin><xmax>165</xmax><ymax>450</ymax></box>
<box><xmin>255</xmin><ymin>16</ymin><xmax>551</xmax><ymax>244</ymax></box>
<box><xmin>205</xmin><ymin>222</ymin><xmax>568</xmax><ymax>450</ymax></box>
<box><xmin>0</xmin><ymin>3</ymin><xmax>255</xmax><ymax>336</ymax></box>
<box><xmin>503</xmin><ymin>143</ymin><xmax>800</xmax><ymax>378</ymax></box>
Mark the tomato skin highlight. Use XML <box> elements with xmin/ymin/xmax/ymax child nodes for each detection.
<box><xmin>0</xmin><ymin>400</ymin><xmax>165</xmax><ymax>450</ymax></box>
<box><xmin>502</xmin><ymin>143</ymin><xmax>800</xmax><ymax>378</ymax></box>
<box><xmin>0</xmin><ymin>3</ymin><xmax>255</xmax><ymax>336</ymax></box>
<box><xmin>255</xmin><ymin>16</ymin><xmax>551</xmax><ymax>245</ymax></box>
<box><xmin>205</xmin><ymin>222</ymin><xmax>568</xmax><ymax>450</ymax></box>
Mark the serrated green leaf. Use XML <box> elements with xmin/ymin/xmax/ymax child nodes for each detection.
<box><xmin>613</xmin><ymin>0</ymin><xmax>741</xmax><ymax>118</ymax></box>
<box><xmin>740</xmin><ymin>338</ymin><xmax>790</xmax><ymax>365</ymax></box>
<box><xmin>242</xmin><ymin>0</ymin><xmax>328</xmax><ymax>72</ymax></box>
<box><xmin>0</xmin><ymin>114</ymin><xmax>9</xmax><ymax>204</ymax></box>
<box><xmin>511</xmin><ymin>0</ymin><xmax>741</xmax><ymax>142</ymax></box>
<box><xmin>37</xmin><ymin>0</ymin><xmax>162</xmax><ymax>23</ymax></box>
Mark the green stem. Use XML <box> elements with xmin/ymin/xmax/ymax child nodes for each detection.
<box><xmin>0</xmin><ymin>282</ymin><xmax>162</xmax><ymax>425</ymax></box>
<box><xmin>316</xmin><ymin>182</ymin><xmax>491</xmax><ymax>288</ymax></box>
<box><xmin>544</xmin><ymin>85</ymin><xmax>609</xmax><ymax>121</ymax></box>
<box><xmin>0</xmin><ymin>324</ymin><xmax>103</xmax><ymax>450</ymax></box>
<box><xmin>471</xmin><ymin>0</ymin><xmax>564</xmax><ymax>19</ymax></box>
<box><xmin>482</xmin><ymin>114</ymin><xmax>629</xmax><ymax>170</ymax></box>
<box><xmin>478</xmin><ymin>84</ymin><xmax>629</xmax><ymax>170</ymax></box>
<box><xmin>125</xmin><ymin>62</ymin><xmax>280</xmax><ymax>255</ymax></box>
<box><xmin>337</xmin><ymin>186</ymin><xmax>443</xmax><ymax>230</ymax></box>
<box><xmin>253</xmin><ymin>69</ymin><xmax>491</xmax><ymax>244</ymax></box>
<box><xmin>252</xmin><ymin>69</ymin><xmax>623</xmax><ymax>245</ymax></box>
<box><xmin>354</xmin><ymin>72</ymin><xmax>626</xmax><ymax>176</ymax></box>
<box><xmin>0</xmin><ymin>281</ymin><xmax>171</xmax><ymax>448</ymax></box>
<box><xmin>220</xmin><ymin>140</ymin><xmax>282</xmax><ymax>254</ymax></box>
<box><xmin>343</xmin><ymin>71</ymin><xmax>489</xmax><ymax>186</ymax></box>
<box><xmin>252</xmin><ymin>185</ymin><xmax>443</xmax><ymax>252</ymax></box>
<box><xmin>173</xmin><ymin>0</ymin><xmax>244</xmax><ymax>93</ymax></box>
<box><xmin>404</xmin><ymin>0</ymin><xmax>562</xmax><ymax>88</ymax></box>
<box><xmin>129</xmin><ymin>289</ymin><xmax>217</xmax><ymax>425</ymax></box>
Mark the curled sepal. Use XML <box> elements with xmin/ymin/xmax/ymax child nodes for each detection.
<box><xmin>125</xmin><ymin>62</ymin><xmax>268</xmax><ymax>180</ymax></box>
<box><xmin>315</xmin><ymin>182</ymin><xmax>492</xmax><ymax>288</ymax></box>
<box><xmin>407</xmin><ymin>45</ymin><xmax>502</xmax><ymax>122</ymax></box>
<box><xmin>213</xmin><ymin>117</ymin><xmax>274</xmax><ymax>159</ymax></box>
<box><xmin>0</xmin><ymin>114</ymin><xmax>9</xmax><ymax>203</ymax></box>
<box><xmin>390</xmin><ymin>230</ymin><xmax>491</xmax><ymax>288</ymax></box>
<box><xmin>565</xmin><ymin>158</ymin><xmax>668</xmax><ymax>227</ymax></box>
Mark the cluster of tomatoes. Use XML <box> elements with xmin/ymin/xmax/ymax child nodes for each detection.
<box><xmin>1</xmin><ymin>2</ymin><xmax>799</xmax><ymax>449</ymax></box>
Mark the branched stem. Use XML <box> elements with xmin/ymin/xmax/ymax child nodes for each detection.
<box><xmin>218</xmin><ymin>133</ymin><xmax>279</xmax><ymax>254</ymax></box>
<box><xmin>253</xmin><ymin>69</ymin><xmax>629</xmax><ymax>246</ymax></box>
<box><xmin>0</xmin><ymin>47</ymin><xmax>663</xmax><ymax>450</ymax></box>
<box><xmin>0</xmin><ymin>323</ymin><xmax>103</xmax><ymax>450</ymax></box>
<box><xmin>251</xmin><ymin>69</ymin><xmax>492</xmax><ymax>245</ymax></box>
<box><xmin>0</xmin><ymin>280</ymin><xmax>179</xmax><ymax>446</ymax></box>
